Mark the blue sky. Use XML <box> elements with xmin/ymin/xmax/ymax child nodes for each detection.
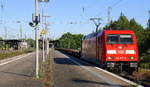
<box><xmin>0</xmin><ymin>0</ymin><xmax>150</xmax><ymax>39</ymax></box>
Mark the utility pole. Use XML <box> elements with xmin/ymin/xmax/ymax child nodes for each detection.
<box><xmin>148</xmin><ymin>11</ymin><xmax>150</xmax><ymax>28</ymax></box>
<box><xmin>0</xmin><ymin>0</ymin><xmax>4</xmax><ymax>24</ymax></box>
<box><xmin>35</xmin><ymin>0</ymin><xmax>39</xmax><ymax>78</ymax></box>
<box><xmin>43</xmin><ymin>15</ymin><xmax>50</xmax><ymax>55</ymax></box>
<box><xmin>4</xmin><ymin>26</ymin><xmax>7</xmax><ymax>40</ymax></box>
<box><xmin>16</xmin><ymin>21</ymin><xmax>22</xmax><ymax>39</ymax></box>
<box><xmin>4</xmin><ymin>26</ymin><xmax>7</xmax><ymax>49</ymax></box>
<box><xmin>90</xmin><ymin>17</ymin><xmax>101</xmax><ymax>60</ymax></box>
<box><xmin>108</xmin><ymin>7</ymin><xmax>111</xmax><ymax>25</ymax></box>
<box><xmin>42</xmin><ymin>1</ymin><xmax>45</xmax><ymax>62</ymax></box>
<box><xmin>20</xmin><ymin>24</ymin><xmax>22</xmax><ymax>39</ymax></box>
<box><xmin>24</xmin><ymin>33</ymin><xmax>27</xmax><ymax>40</ymax></box>
<box><xmin>39</xmin><ymin>0</ymin><xmax>50</xmax><ymax>62</ymax></box>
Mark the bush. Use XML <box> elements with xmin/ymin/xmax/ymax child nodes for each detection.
<box><xmin>141</xmin><ymin>54</ymin><xmax>150</xmax><ymax>63</ymax></box>
<box><xmin>0</xmin><ymin>48</ymin><xmax>34</xmax><ymax>60</ymax></box>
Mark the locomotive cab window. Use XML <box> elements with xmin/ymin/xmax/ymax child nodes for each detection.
<box><xmin>107</xmin><ymin>35</ymin><xmax>119</xmax><ymax>44</ymax></box>
<box><xmin>120</xmin><ymin>35</ymin><xmax>133</xmax><ymax>44</ymax></box>
<box><xmin>107</xmin><ymin>34</ymin><xmax>133</xmax><ymax>44</ymax></box>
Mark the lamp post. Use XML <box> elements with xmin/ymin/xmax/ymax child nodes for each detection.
<box><xmin>17</xmin><ymin>21</ymin><xmax>22</xmax><ymax>39</ymax></box>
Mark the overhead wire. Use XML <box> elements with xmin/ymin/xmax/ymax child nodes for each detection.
<box><xmin>94</xmin><ymin>0</ymin><xmax>123</xmax><ymax>17</ymax></box>
<box><xmin>77</xmin><ymin>0</ymin><xmax>124</xmax><ymax>26</ymax></box>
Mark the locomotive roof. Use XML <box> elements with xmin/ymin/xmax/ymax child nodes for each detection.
<box><xmin>104</xmin><ymin>30</ymin><xmax>134</xmax><ymax>34</ymax></box>
<box><xmin>83</xmin><ymin>30</ymin><xmax>103</xmax><ymax>40</ymax></box>
<box><xmin>83</xmin><ymin>30</ymin><xmax>134</xmax><ymax>40</ymax></box>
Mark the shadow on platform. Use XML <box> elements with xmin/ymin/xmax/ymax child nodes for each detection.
<box><xmin>71</xmin><ymin>78</ymin><xmax>129</xmax><ymax>87</ymax></box>
<box><xmin>0</xmin><ymin>71</ymin><xmax>32</xmax><ymax>77</ymax></box>
<box><xmin>54</xmin><ymin>57</ymin><xmax>94</xmax><ymax>67</ymax></box>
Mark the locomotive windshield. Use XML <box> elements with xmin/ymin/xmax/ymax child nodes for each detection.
<box><xmin>107</xmin><ymin>34</ymin><xmax>133</xmax><ymax>44</ymax></box>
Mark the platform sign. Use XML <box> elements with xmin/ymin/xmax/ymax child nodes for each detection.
<box><xmin>40</xmin><ymin>29</ymin><xmax>47</xmax><ymax>35</ymax></box>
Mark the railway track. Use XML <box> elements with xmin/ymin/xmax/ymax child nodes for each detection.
<box><xmin>55</xmin><ymin>48</ymin><xmax>150</xmax><ymax>87</ymax></box>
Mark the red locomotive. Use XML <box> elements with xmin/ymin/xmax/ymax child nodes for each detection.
<box><xmin>81</xmin><ymin>30</ymin><xmax>138</xmax><ymax>74</ymax></box>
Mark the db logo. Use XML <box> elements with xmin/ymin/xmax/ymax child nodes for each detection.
<box><xmin>118</xmin><ymin>50</ymin><xmax>124</xmax><ymax>54</ymax></box>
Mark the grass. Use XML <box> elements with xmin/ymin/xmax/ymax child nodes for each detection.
<box><xmin>129</xmin><ymin>84</ymin><xmax>139</xmax><ymax>87</ymax></box>
<box><xmin>39</xmin><ymin>62</ymin><xmax>47</xmax><ymax>78</ymax></box>
<box><xmin>139</xmin><ymin>53</ymin><xmax>150</xmax><ymax>69</ymax></box>
<box><xmin>0</xmin><ymin>48</ymin><xmax>34</xmax><ymax>60</ymax></box>
<box><xmin>133</xmin><ymin>69</ymin><xmax>150</xmax><ymax>86</ymax></box>
<box><xmin>39</xmin><ymin>50</ymin><xmax>54</xmax><ymax>87</ymax></box>
<box><xmin>140</xmin><ymin>63</ymin><xmax>150</xmax><ymax>69</ymax></box>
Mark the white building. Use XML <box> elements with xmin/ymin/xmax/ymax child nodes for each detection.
<box><xmin>18</xmin><ymin>41</ymin><xmax>28</xmax><ymax>49</ymax></box>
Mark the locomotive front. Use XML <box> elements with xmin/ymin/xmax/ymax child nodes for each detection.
<box><xmin>104</xmin><ymin>30</ymin><xmax>138</xmax><ymax>74</ymax></box>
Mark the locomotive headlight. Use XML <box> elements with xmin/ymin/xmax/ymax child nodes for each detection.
<box><xmin>108</xmin><ymin>57</ymin><xmax>112</xmax><ymax>59</ymax></box>
<box><xmin>128</xmin><ymin>56</ymin><xmax>134</xmax><ymax>60</ymax></box>
<box><xmin>108</xmin><ymin>56</ymin><xmax>114</xmax><ymax>59</ymax></box>
<box><xmin>126</xmin><ymin>50</ymin><xmax>135</xmax><ymax>54</ymax></box>
<box><xmin>107</xmin><ymin>50</ymin><xmax>116</xmax><ymax>54</ymax></box>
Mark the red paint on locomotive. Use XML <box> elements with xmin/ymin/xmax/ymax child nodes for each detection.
<box><xmin>81</xmin><ymin>30</ymin><xmax>138</xmax><ymax>74</ymax></box>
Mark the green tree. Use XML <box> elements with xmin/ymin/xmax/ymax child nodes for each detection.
<box><xmin>105</xmin><ymin>13</ymin><xmax>130</xmax><ymax>30</ymax></box>
<box><xmin>142</xmin><ymin>26</ymin><xmax>150</xmax><ymax>54</ymax></box>
<box><xmin>129</xmin><ymin>18</ymin><xmax>145</xmax><ymax>43</ymax></box>
<box><xmin>116</xmin><ymin>13</ymin><xmax>130</xmax><ymax>29</ymax></box>
<box><xmin>26</xmin><ymin>39</ymin><xmax>35</xmax><ymax>48</ymax></box>
<box><xmin>0</xmin><ymin>37</ymin><xmax>3</xmax><ymax>49</ymax></box>
<box><xmin>58</xmin><ymin>32</ymin><xmax>84</xmax><ymax>49</ymax></box>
